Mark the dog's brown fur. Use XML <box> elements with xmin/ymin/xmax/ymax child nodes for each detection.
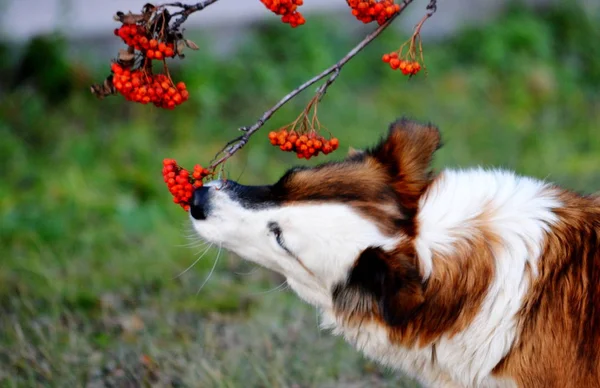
<box><xmin>492</xmin><ymin>189</ymin><xmax>600</xmax><ymax>386</ymax></box>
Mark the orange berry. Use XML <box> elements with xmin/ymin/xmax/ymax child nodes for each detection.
<box><xmin>111</xmin><ymin>63</ymin><xmax>123</xmax><ymax>74</ymax></box>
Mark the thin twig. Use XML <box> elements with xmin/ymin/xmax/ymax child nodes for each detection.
<box><xmin>426</xmin><ymin>0</ymin><xmax>438</xmax><ymax>16</ymax></box>
<box><xmin>163</xmin><ymin>0</ymin><xmax>220</xmax><ymax>31</ymax></box>
<box><xmin>209</xmin><ymin>0</ymin><xmax>414</xmax><ymax>169</ymax></box>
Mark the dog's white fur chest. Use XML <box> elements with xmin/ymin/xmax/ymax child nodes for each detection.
<box><xmin>319</xmin><ymin>309</ymin><xmax>515</xmax><ymax>388</ymax></box>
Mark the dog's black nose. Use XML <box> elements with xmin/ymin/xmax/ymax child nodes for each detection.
<box><xmin>190</xmin><ymin>186</ymin><xmax>211</xmax><ymax>220</ymax></box>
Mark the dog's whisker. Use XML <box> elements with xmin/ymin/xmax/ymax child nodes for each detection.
<box><xmin>175</xmin><ymin>239</ymin><xmax>210</xmax><ymax>249</ymax></box>
<box><xmin>180</xmin><ymin>221</ymin><xmax>197</xmax><ymax>235</ymax></box>
<box><xmin>182</xmin><ymin>230</ymin><xmax>202</xmax><ymax>240</ymax></box>
<box><xmin>196</xmin><ymin>244</ymin><xmax>222</xmax><ymax>295</ymax></box>
<box><xmin>234</xmin><ymin>161</ymin><xmax>248</xmax><ymax>183</ymax></box>
<box><xmin>234</xmin><ymin>267</ymin><xmax>260</xmax><ymax>276</ymax></box>
<box><xmin>248</xmin><ymin>281</ymin><xmax>288</xmax><ymax>296</ymax></box>
<box><xmin>174</xmin><ymin>243</ymin><xmax>214</xmax><ymax>279</ymax></box>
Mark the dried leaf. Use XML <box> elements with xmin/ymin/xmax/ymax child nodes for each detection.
<box><xmin>176</xmin><ymin>40</ymin><xmax>186</xmax><ymax>58</ymax></box>
<box><xmin>114</xmin><ymin>11</ymin><xmax>146</xmax><ymax>24</ymax></box>
<box><xmin>118</xmin><ymin>49</ymin><xmax>135</xmax><ymax>62</ymax></box>
<box><xmin>151</xmin><ymin>9</ymin><xmax>171</xmax><ymax>33</ymax></box>
<box><xmin>185</xmin><ymin>39</ymin><xmax>199</xmax><ymax>50</ymax></box>
<box><xmin>142</xmin><ymin>3</ymin><xmax>156</xmax><ymax>14</ymax></box>
<box><xmin>90</xmin><ymin>76</ymin><xmax>116</xmax><ymax>99</ymax></box>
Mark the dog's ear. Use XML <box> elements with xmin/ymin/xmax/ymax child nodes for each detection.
<box><xmin>333</xmin><ymin>247</ymin><xmax>424</xmax><ymax>327</ymax></box>
<box><xmin>370</xmin><ymin>118</ymin><xmax>441</xmax><ymax>213</ymax></box>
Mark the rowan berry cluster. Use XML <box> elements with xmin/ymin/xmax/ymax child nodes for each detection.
<box><xmin>381</xmin><ymin>52</ymin><xmax>422</xmax><ymax>75</ymax></box>
<box><xmin>108</xmin><ymin>20</ymin><xmax>190</xmax><ymax>109</ymax></box>
<box><xmin>268</xmin><ymin>130</ymin><xmax>339</xmax><ymax>160</ymax></box>
<box><xmin>260</xmin><ymin>0</ymin><xmax>306</xmax><ymax>27</ymax></box>
<box><xmin>111</xmin><ymin>63</ymin><xmax>189</xmax><ymax>109</ymax></box>
<box><xmin>91</xmin><ymin>4</ymin><xmax>200</xmax><ymax>109</ymax></box>
<box><xmin>162</xmin><ymin>159</ymin><xmax>211</xmax><ymax>211</ymax></box>
<box><xmin>347</xmin><ymin>0</ymin><xmax>401</xmax><ymax>25</ymax></box>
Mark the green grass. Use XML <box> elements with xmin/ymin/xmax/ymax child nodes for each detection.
<box><xmin>1</xmin><ymin>3</ymin><xmax>599</xmax><ymax>387</ymax></box>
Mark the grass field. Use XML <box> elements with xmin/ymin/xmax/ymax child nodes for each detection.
<box><xmin>1</xmin><ymin>3</ymin><xmax>599</xmax><ymax>387</ymax></box>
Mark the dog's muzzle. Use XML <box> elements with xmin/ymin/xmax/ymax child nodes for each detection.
<box><xmin>190</xmin><ymin>186</ymin><xmax>211</xmax><ymax>220</ymax></box>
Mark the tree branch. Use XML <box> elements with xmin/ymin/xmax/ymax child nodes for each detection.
<box><xmin>209</xmin><ymin>0</ymin><xmax>415</xmax><ymax>169</ymax></box>
<box><xmin>163</xmin><ymin>0</ymin><xmax>220</xmax><ymax>31</ymax></box>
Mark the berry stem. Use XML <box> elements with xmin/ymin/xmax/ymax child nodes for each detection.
<box><xmin>209</xmin><ymin>0</ymin><xmax>414</xmax><ymax>169</ymax></box>
<box><xmin>408</xmin><ymin>0</ymin><xmax>437</xmax><ymax>69</ymax></box>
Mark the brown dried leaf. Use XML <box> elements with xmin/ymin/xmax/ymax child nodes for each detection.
<box><xmin>185</xmin><ymin>39</ymin><xmax>199</xmax><ymax>50</ymax></box>
<box><xmin>114</xmin><ymin>11</ymin><xmax>146</xmax><ymax>24</ymax></box>
<box><xmin>90</xmin><ymin>76</ymin><xmax>116</xmax><ymax>99</ymax></box>
<box><xmin>151</xmin><ymin>9</ymin><xmax>171</xmax><ymax>34</ymax></box>
<box><xmin>176</xmin><ymin>40</ymin><xmax>186</xmax><ymax>58</ymax></box>
<box><xmin>118</xmin><ymin>49</ymin><xmax>135</xmax><ymax>62</ymax></box>
<box><xmin>142</xmin><ymin>3</ymin><xmax>157</xmax><ymax>15</ymax></box>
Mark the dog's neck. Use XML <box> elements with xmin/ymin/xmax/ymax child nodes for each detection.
<box><xmin>300</xmin><ymin>168</ymin><xmax>559</xmax><ymax>388</ymax></box>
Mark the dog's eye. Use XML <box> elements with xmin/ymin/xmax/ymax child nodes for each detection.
<box><xmin>267</xmin><ymin>221</ymin><xmax>285</xmax><ymax>248</ymax></box>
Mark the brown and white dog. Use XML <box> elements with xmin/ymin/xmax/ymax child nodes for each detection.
<box><xmin>189</xmin><ymin>118</ymin><xmax>600</xmax><ymax>388</ymax></box>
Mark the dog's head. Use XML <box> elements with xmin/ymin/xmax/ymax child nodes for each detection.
<box><xmin>190</xmin><ymin>118</ymin><xmax>440</xmax><ymax>323</ymax></box>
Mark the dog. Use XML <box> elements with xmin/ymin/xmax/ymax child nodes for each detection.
<box><xmin>189</xmin><ymin>118</ymin><xmax>600</xmax><ymax>388</ymax></box>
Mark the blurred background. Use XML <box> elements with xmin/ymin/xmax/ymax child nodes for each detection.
<box><xmin>1</xmin><ymin>0</ymin><xmax>599</xmax><ymax>386</ymax></box>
